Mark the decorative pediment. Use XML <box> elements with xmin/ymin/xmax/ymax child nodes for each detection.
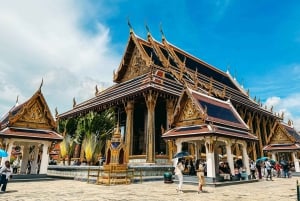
<box><xmin>9</xmin><ymin>91</ymin><xmax>56</xmax><ymax>130</ymax></box>
<box><xmin>178</xmin><ymin>98</ymin><xmax>201</xmax><ymax>122</ymax></box>
<box><xmin>120</xmin><ymin>47</ymin><xmax>149</xmax><ymax>82</ymax></box>
<box><xmin>270</xmin><ymin>125</ymin><xmax>294</xmax><ymax>144</ymax></box>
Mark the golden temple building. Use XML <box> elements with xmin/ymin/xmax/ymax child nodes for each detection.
<box><xmin>0</xmin><ymin>84</ymin><xmax>63</xmax><ymax>174</ymax></box>
<box><xmin>59</xmin><ymin>27</ymin><xmax>300</xmax><ymax>178</ymax></box>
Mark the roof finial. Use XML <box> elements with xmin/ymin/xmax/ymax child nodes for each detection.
<box><xmin>95</xmin><ymin>85</ymin><xmax>99</xmax><ymax>96</ymax></box>
<box><xmin>226</xmin><ymin>64</ymin><xmax>230</xmax><ymax>74</ymax></box>
<box><xmin>39</xmin><ymin>78</ymin><xmax>43</xmax><ymax>91</ymax></box>
<box><xmin>55</xmin><ymin>107</ymin><xmax>58</xmax><ymax>118</ymax></box>
<box><xmin>145</xmin><ymin>24</ymin><xmax>151</xmax><ymax>38</ymax></box>
<box><xmin>15</xmin><ymin>95</ymin><xmax>19</xmax><ymax>106</ymax></box>
<box><xmin>127</xmin><ymin>17</ymin><xmax>133</xmax><ymax>34</ymax></box>
<box><xmin>160</xmin><ymin>23</ymin><xmax>166</xmax><ymax>42</ymax></box>
<box><xmin>73</xmin><ymin>97</ymin><xmax>76</xmax><ymax>108</ymax></box>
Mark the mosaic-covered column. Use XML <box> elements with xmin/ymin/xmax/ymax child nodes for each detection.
<box><xmin>225</xmin><ymin>139</ymin><xmax>235</xmax><ymax>175</ymax></box>
<box><xmin>292</xmin><ymin>152</ymin><xmax>300</xmax><ymax>172</ymax></box>
<box><xmin>40</xmin><ymin>142</ymin><xmax>50</xmax><ymax>174</ymax></box>
<box><xmin>30</xmin><ymin>144</ymin><xmax>40</xmax><ymax>174</ymax></box>
<box><xmin>144</xmin><ymin>91</ymin><xmax>158</xmax><ymax>163</ymax></box>
<box><xmin>205</xmin><ymin>137</ymin><xmax>216</xmax><ymax>179</ymax></box>
<box><xmin>124</xmin><ymin>100</ymin><xmax>134</xmax><ymax>163</ymax></box>
<box><xmin>20</xmin><ymin>143</ymin><xmax>30</xmax><ymax>174</ymax></box>
<box><xmin>241</xmin><ymin>141</ymin><xmax>250</xmax><ymax>179</ymax></box>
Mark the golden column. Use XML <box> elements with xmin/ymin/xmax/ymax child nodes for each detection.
<box><xmin>124</xmin><ymin>100</ymin><xmax>134</xmax><ymax>163</ymax></box>
<box><xmin>144</xmin><ymin>91</ymin><xmax>158</xmax><ymax>163</ymax></box>
<box><xmin>166</xmin><ymin>99</ymin><xmax>175</xmax><ymax>161</ymax></box>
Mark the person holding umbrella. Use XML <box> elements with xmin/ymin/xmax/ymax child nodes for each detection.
<box><xmin>174</xmin><ymin>158</ymin><xmax>184</xmax><ymax>193</ymax></box>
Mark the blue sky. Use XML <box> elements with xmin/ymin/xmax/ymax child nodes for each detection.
<box><xmin>0</xmin><ymin>0</ymin><xmax>300</xmax><ymax>130</ymax></box>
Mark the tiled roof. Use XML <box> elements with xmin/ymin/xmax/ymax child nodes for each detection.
<box><xmin>0</xmin><ymin>127</ymin><xmax>63</xmax><ymax>141</ymax></box>
<box><xmin>189</xmin><ymin>89</ymin><xmax>248</xmax><ymax>130</ymax></box>
<box><xmin>59</xmin><ymin>72</ymin><xmax>183</xmax><ymax>118</ymax></box>
<box><xmin>162</xmin><ymin>124</ymin><xmax>257</xmax><ymax>141</ymax></box>
<box><xmin>59</xmin><ymin>33</ymin><xmax>277</xmax><ymax>118</ymax></box>
<box><xmin>263</xmin><ymin>143</ymin><xmax>300</xmax><ymax>151</ymax></box>
<box><xmin>282</xmin><ymin>124</ymin><xmax>300</xmax><ymax>142</ymax></box>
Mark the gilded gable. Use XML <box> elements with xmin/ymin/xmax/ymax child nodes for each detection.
<box><xmin>10</xmin><ymin>93</ymin><xmax>56</xmax><ymax>130</ymax></box>
<box><xmin>270</xmin><ymin>126</ymin><xmax>293</xmax><ymax>144</ymax></box>
<box><xmin>178</xmin><ymin>98</ymin><xmax>201</xmax><ymax>123</ymax></box>
<box><xmin>120</xmin><ymin>47</ymin><xmax>149</xmax><ymax>82</ymax></box>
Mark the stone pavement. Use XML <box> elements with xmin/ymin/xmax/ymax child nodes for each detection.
<box><xmin>0</xmin><ymin>177</ymin><xmax>298</xmax><ymax>201</ymax></box>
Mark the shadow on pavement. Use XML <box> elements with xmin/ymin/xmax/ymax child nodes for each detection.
<box><xmin>3</xmin><ymin>190</ymin><xmax>18</xmax><ymax>193</ymax></box>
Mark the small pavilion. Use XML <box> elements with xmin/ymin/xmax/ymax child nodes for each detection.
<box><xmin>0</xmin><ymin>85</ymin><xmax>63</xmax><ymax>174</ymax></box>
<box><xmin>163</xmin><ymin>88</ymin><xmax>258</xmax><ymax>180</ymax></box>
<box><xmin>263</xmin><ymin>121</ymin><xmax>300</xmax><ymax>172</ymax></box>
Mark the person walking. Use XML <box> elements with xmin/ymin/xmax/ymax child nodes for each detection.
<box><xmin>196</xmin><ymin>159</ymin><xmax>205</xmax><ymax>193</ymax></box>
<box><xmin>250</xmin><ymin>160</ymin><xmax>256</xmax><ymax>179</ymax></box>
<box><xmin>174</xmin><ymin>158</ymin><xmax>184</xmax><ymax>193</ymax></box>
<box><xmin>0</xmin><ymin>160</ymin><xmax>13</xmax><ymax>193</ymax></box>
<box><xmin>265</xmin><ymin>159</ymin><xmax>273</xmax><ymax>181</ymax></box>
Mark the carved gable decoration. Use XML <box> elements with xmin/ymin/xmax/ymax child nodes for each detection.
<box><xmin>270</xmin><ymin>126</ymin><xmax>293</xmax><ymax>144</ymax></box>
<box><xmin>178</xmin><ymin>98</ymin><xmax>201</xmax><ymax>122</ymax></box>
<box><xmin>121</xmin><ymin>47</ymin><xmax>149</xmax><ymax>82</ymax></box>
<box><xmin>10</xmin><ymin>93</ymin><xmax>56</xmax><ymax>130</ymax></box>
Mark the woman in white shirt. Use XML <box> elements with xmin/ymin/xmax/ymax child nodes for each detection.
<box><xmin>0</xmin><ymin>160</ymin><xmax>13</xmax><ymax>192</ymax></box>
<box><xmin>174</xmin><ymin>158</ymin><xmax>184</xmax><ymax>193</ymax></box>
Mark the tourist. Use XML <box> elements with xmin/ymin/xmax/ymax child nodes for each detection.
<box><xmin>274</xmin><ymin>162</ymin><xmax>281</xmax><ymax>178</ymax></box>
<box><xmin>196</xmin><ymin>159</ymin><xmax>205</xmax><ymax>193</ymax></box>
<box><xmin>256</xmin><ymin>161</ymin><xmax>262</xmax><ymax>179</ymax></box>
<box><xmin>174</xmin><ymin>158</ymin><xmax>184</xmax><ymax>193</ymax></box>
<box><xmin>265</xmin><ymin>159</ymin><xmax>273</xmax><ymax>181</ymax></box>
<box><xmin>250</xmin><ymin>160</ymin><xmax>256</xmax><ymax>179</ymax></box>
<box><xmin>0</xmin><ymin>160</ymin><xmax>13</xmax><ymax>192</ymax></box>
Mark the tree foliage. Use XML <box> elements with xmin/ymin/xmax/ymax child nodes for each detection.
<box><xmin>58</xmin><ymin>108</ymin><xmax>115</xmax><ymax>165</ymax></box>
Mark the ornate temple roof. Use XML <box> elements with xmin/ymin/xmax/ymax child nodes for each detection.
<box><xmin>282</xmin><ymin>123</ymin><xmax>300</xmax><ymax>142</ymax></box>
<box><xmin>0</xmin><ymin>87</ymin><xmax>62</xmax><ymax>141</ymax></box>
<box><xmin>163</xmin><ymin>88</ymin><xmax>257</xmax><ymax>141</ymax></box>
<box><xmin>59</xmin><ymin>30</ymin><xmax>278</xmax><ymax>119</ymax></box>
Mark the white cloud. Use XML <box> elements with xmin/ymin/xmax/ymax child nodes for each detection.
<box><xmin>264</xmin><ymin>94</ymin><xmax>300</xmax><ymax>131</ymax></box>
<box><xmin>0</xmin><ymin>0</ymin><xmax>120</xmax><ymax>116</ymax></box>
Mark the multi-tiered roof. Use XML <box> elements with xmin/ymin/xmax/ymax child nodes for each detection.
<box><xmin>59</xmin><ymin>29</ymin><xmax>276</xmax><ymax>120</ymax></box>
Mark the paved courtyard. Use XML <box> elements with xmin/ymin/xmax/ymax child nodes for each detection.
<box><xmin>0</xmin><ymin>177</ymin><xmax>299</xmax><ymax>201</ymax></box>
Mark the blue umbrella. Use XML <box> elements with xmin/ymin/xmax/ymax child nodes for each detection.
<box><xmin>173</xmin><ymin>151</ymin><xmax>190</xmax><ymax>158</ymax></box>
<box><xmin>0</xmin><ymin>148</ymin><xmax>8</xmax><ymax>157</ymax></box>
<box><xmin>256</xmin><ymin>156</ymin><xmax>269</xmax><ymax>164</ymax></box>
